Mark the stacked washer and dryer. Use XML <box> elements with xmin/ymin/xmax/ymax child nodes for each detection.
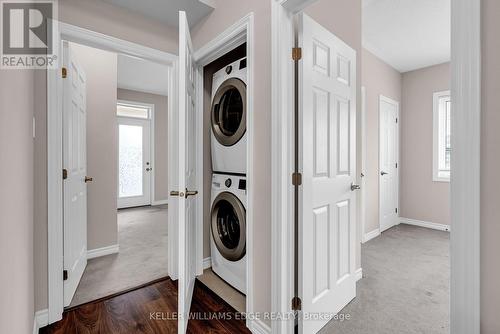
<box><xmin>209</xmin><ymin>58</ymin><xmax>247</xmax><ymax>294</ymax></box>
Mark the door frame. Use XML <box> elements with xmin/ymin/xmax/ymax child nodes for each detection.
<box><xmin>271</xmin><ymin>1</ymin><xmax>481</xmax><ymax>334</ymax></box>
<box><xmin>46</xmin><ymin>21</ymin><xmax>177</xmax><ymax>324</ymax></box>
<box><xmin>378</xmin><ymin>95</ymin><xmax>400</xmax><ymax>233</ymax></box>
<box><xmin>116</xmin><ymin>100</ymin><xmax>155</xmax><ymax>209</ymax></box>
<box><xmin>191</xmin><ymin>12</ymin><xmax>256</xmax><ymax>332</ymax></box>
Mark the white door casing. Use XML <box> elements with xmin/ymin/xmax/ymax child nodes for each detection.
<box><xmin>378</xmin><ymin>96</ymin><xmax>399</xmax><ymax>233</ymax></box>
<box><xmin>62</xmin><ymin>41</ymin><xmax>88</xmax><ymax>307</ymax></box>
<box><xmin>117</xmin><ymin>116</ymin><xmax>152</xmax><ymax>208</ymax></box>
<box><xmin>298</xmin><ymin>13</ymin><xmax>357</xmax><ymax>334</ymax></box>
<box><xmin>177</xmin><ymin>11</ymin><xmax>199</xmax><ymax>334</ymax></box>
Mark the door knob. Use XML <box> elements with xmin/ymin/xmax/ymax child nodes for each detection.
<box><xmin>381</xmin><ymin>171</ymin><xmax>388</xmax><ymax>176</ymax></box>
<box><xmin>185</xmin><ymin>189</ymin><xmax>198</xmax><ymax>198</ymax></box>
<box><xmin>351</xmin><ymin>183</ymin><xmax>361</xmax><ymax>191</ymax></box>
<box><xmin>85</xmin><ymin>176</ymin><xmax>93</xmax><ymax>183</ymax></box>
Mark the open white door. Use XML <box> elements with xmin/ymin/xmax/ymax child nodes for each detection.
<box><xmin>176</xmin><ymin>11</ymin><xmax>199</xmax><ymax>334</ymax></box>
<box><xmin>62</xmin><ymin>41</ymin><xmax>88</xmax><ymax>306</ymax></box>
<box><xmin>298</xmin><ymin>14</ymin><xmax>358</xmax><ymax>333</ymax></box>
<box><xmin>379</xmin><ymin>96</ymin><xmax>399</xmax><ymax>232</ymax></box>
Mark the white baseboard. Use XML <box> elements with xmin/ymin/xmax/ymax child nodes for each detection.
<box><xmin>400</xmin><ymin>217</ymin><xmax>450</xmax><ymax>232</ymax></box>
<box><xmin>152</xmin><ymin>199</ymin><xmax>168</xmax><ymax>206</ymax></box>
<box><xmin>250</xmin><ymin>319</ymin><xmax>272</xmax><ymax>334</ymax></box>
<box><xmin>362</xmin><ymin>228</ymin><xmax>380</xmax><ymax>243</ymax></box>
<box><xmin>87</xmin><ymin>244</ymin><xmax>119</xmax><ymax>259</ymax></box>
<box><xmin>355</xmin><ymin>268</ymin><xmax>363</xmax><ymax>282</ymax></box>
<box><xmin>33</xmin><ymin>309</ymin><xmax>48</xmax><ymax>334</ymax></box>
<box><xmin>203</xmin><ymin>257</ymin><xmax>212</xmax><ymax>270</ymax></box>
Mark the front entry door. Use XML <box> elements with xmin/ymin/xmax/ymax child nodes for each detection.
<box><xmin>298</xmin><ymin>13</ymin><xmax>358</xmax><ymax>334</ymax></box>
<box><xmin>176</xmin><ymin>11</ymin><xmax>199</xmax><ymax>334</ymax></box>
<box><xmin>117</xmin><ymin>116</ymin><xmax>152</xmax><ymax>208</ymax></box>
<box><xmin>379</xmin><ymin>96</ymin><xmax>399</xmax><ymax>232</ymax></box>
<box><xmin>62</xmin><ymin>41</ymin><xmax>88</xmax><ymax>306</ymax></box>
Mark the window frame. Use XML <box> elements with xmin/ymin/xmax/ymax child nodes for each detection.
<box><xmin>433</xmin><ymin>90</ymin><xmax>451</xmax><ymax>182</ymax></box>
<box><xmin>116</xmin><ymin>100</ymin><xmax>153</xmax><ymax>119</ymax></box>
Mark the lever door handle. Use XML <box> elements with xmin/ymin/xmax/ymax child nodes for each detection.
<box><xmin>185</xmin><ymin>189</ymin><xmax>198</xmax><ymax>199</ymax></box>
<box><xmin>380</xmin><ymin>171</ymin><xmax>388</xmax><ymax>176</ymax></box>
<box><xmin>85</xmin><ymin>176</ymin><xmax>93</xmax><ymax>183</ymax></box>
<box><xmin>351</xmin><ymin>183</ymin><xmax>361</xmax><ymax>191</ymax></box>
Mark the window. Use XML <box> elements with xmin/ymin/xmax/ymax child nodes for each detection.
<box><xmin>433</xmin><ymin>90</ymin><xmax>451</xmax><ymax>182</ymax></box>
<box><xmin>117</xmin><ymin>101</ymin><xmax>151</xmax><ymax>119</ymax></box>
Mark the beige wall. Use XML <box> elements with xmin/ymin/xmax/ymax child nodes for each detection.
<box><xmin>361</xmin><ymin>49</ymin><xmax>402</xmax><ymax>234</ymax></box>
<box><xmin>192</xmin><ymin>0</ymin><xmax>362</xmax><ymax>322</ymax></box>
<box><xmin>400</xmin><ymin>63</ymin><xmax>450</xmax><ymax>226</ymax></box>
<box><xmin>0</xmin><ymin>71</ymin><xmax>35</xmax><ymax>333</ymax></box>
<box><xmin>117</xmin><ymin>88</ymin><xmax>169</xmax><ymax>202</ymax></box>
<box><xmin>34</xmin><ymin>0</ymin><xmax>178</xmax><ymax>312</ymax></box>
<box><xmin>481</xmin><ymin>0</ymin><xmax>500</xmax><ymax>332</ymax></box>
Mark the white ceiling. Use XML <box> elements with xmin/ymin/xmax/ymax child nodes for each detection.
<box><xmin>102</xmin><ymin>0</ymin><xmax>216</xmax><ymax>28</ymax></box>
<box><xmin>117</xmin><ymin>54</ymin><xmax>170</xmax><ymax>96</ymax></box>
<box><xmin>362</xmin><ymin>0</ymin><xmax>450</xmax><ymax>73</ymax></box>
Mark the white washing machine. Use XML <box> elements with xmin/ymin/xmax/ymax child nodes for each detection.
<box><xmin>211</xmin><ymin>57</ymin><xmax>247</xmax><ymax>175</ymax></box>
<box><xmin>210</xmin><ymin>173</ymin><xmax>246</xmax><ymax>294</ymax></box>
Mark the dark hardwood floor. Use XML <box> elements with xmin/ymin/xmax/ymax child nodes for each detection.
<box><xmin>40</xmin><ymin>278</ymin><xmax>250</xmax><ymax>334</ymax></box>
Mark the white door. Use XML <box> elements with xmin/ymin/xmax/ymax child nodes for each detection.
<box><xmin>62</xmin><ymin>41</ymin><xmax>88</xmax><ymax>307</ymax></box>
<box><xmin>379</xmin><ymin>96</ymin><xmax>399</xmax><ymax>232</ymax></box>
<box><xmin>117</xmin><ymin>116</ymin><xmax>152</xmax><ymax>208</ymax></box>
<box><xmin>176</xmin><ymin>11</ymin><xmax>199</xmax><ymax>334</ymax></box>
<box><xmin>298</xmin><ymin>14</ymin><xmax>358</xmax><ymax>334</ymax></box>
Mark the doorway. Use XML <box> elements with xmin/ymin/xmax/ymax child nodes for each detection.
<box><xmin>117</xmin><ymin>101</ymin><xmax>153</xmax><ymax>209</ymax></box>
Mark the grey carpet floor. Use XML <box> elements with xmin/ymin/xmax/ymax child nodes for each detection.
<box><xmin>69</xmin><ymin>205</ymin><xmax>169</xmax><ymax>307</ymax></box>
<box><xmin>320</xmin><ymin>224</ymin><xmax>450</xmax><ymax>334</ymax></box>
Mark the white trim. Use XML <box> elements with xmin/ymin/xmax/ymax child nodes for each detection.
<box><xmin>33</xmin><ymin>309</ymin><xmax>49</xmax><ymax>334</ymax></box>
<box><xmin>360</xmin><ymin>86</ymin><xmax>367</xmax><ymax>240</ymax></box>
<box><xmin>192</xmin><ymin>12</ymin><xmax>255</xmax><ymax>331</ymax></box>
<box><xmin>432</xmin><ymin>90</ymin><xmax>451</xmax><ymax>182</ymax></box>
<box><xmin>152</xmin><ymin>199</ymin><xmax>169</xmax><ymax>206</ymax></box>
<box><xmin>203</xmin><ymin>257</ymin><xmax>212</xmax><ymax>270</ymax></box>
<box><xmin>87</xmin><ymin>244</ymin><xmax>120</xmax><ymax>259</ymax></box>
<box><xmin>378</xmin><ymin>95</ymin><xmax>400</xmax><ymax>233</ymax></box>
<box><xmin>250</xmin><ymin>319</ymin><xmax>272</xmax><ymax>334</ymax></box>
<box><xmin>355</xmin><ymin>268</ymin><xmax>363</xmax><ymax>282</ymax></box>
<box><xmin>451</xmin><ymin>1</ymin><xmax>481</xmax><ymax>332</ymax></box>
<box><xmin>47</xmin><ymin>22</ymin><xmax>177</xmax><ymax>324</ymax></box>
<box><xmin>362</xmin><ymin>228</ymin><xmax>380</xmax><ymax>243</ymax></box>
<box><xmin>400</xmin><ymin>218</ymin><xmax>450</xmax><ymax>232</ymax></box>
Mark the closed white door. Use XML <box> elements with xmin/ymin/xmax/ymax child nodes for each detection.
<box><xmin>298</xmin><ymin>13</ymin><xmax>358</xmax><ymax>334</ymax></box>
<box><xmin>62</xmin><ymin>42</ymin><xmax>88</xmax><ymax>306</ymax></box>
<box><xmin>379</xmin><ymin>96</ymin><xmax>399</xmax><ymax>232</ymax></box>
<box><xmin>117</xmin><ymin>116</ymin><xmax>152</xmax><ymax>208</ymax></box>
<box><xmin>176</xmin><ymin>11</ymin><xmax>199</xmax><ymax>334</ymax></box>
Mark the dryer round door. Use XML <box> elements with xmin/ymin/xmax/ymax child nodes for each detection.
<box><xmin>211</xmin><ymin>78</ymin><xmax>247</xmax><ymax>146</ymax></box>
<box><xmin>211</xmin><ymin>192</ymin><xmax>246</xmax><ymax>262</ymax></box>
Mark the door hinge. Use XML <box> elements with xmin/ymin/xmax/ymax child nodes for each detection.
<box><xmin>292</xmin><ymin>172</ymin><xmax>302</xmax><ymax>186</ymax></box>
<box><xmin>292</xmin><ymin>47</ymin><xmax>302</xmax><ymax>61</ymax></box>
<box><xmin>395</xmin><ymin>208</ymin><xmax>398</xmax><ymax>214</ymax></box>
<box><xmin>63</xmin><ymin>270</ymin><xmax>68</xmax><ymax>281</ymax></box>
<box><xmin>291</xmin><ymin>296</ymin><xmax>302</xmax><ymax>311</ymax></box>
<box><xmin>63</xmin><ymin>168</ymin><xmax>68</xmax><ymax>180</ymax></box>
<box><xmin>62</xmin><ymin>67</ymin><xmax>67</xmax><ymax>79</ymax></box>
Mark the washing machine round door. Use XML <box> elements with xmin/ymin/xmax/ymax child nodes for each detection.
<box><xmin>211</xmin><ymin>78</ymin><xmax>246</xmax><ymax>146</ymax></box>
<box><xmin>211</xmin><ymin>192</ymin><xmax>246</xmax><ymax>261</ymax></box>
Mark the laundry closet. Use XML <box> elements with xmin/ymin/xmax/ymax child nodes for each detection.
<box><xmin>198</xmin><ymin>43</ymin><xmax>248</xmax><ymax>311</ymax></box>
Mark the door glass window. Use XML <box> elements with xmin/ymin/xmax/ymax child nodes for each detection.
<box><xmin>118</xmin><ymin>124</ymin><xmax>143</xmax><ymax>198</ymax></box>
<box><xmin>214</xmin><ymin>87</ymin><xmax>243</xmax><ymax>136</ymax></box>
<box><xmin>215</xmin><ymin>200</ymin><xmax>241</xmax><ymax>249</ymax></box>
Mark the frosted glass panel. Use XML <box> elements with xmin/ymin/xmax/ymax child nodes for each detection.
<box><xmin>119</xmin><ymin>124</ymin><xmax>143</xmax><ymax>198</ymax></box>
